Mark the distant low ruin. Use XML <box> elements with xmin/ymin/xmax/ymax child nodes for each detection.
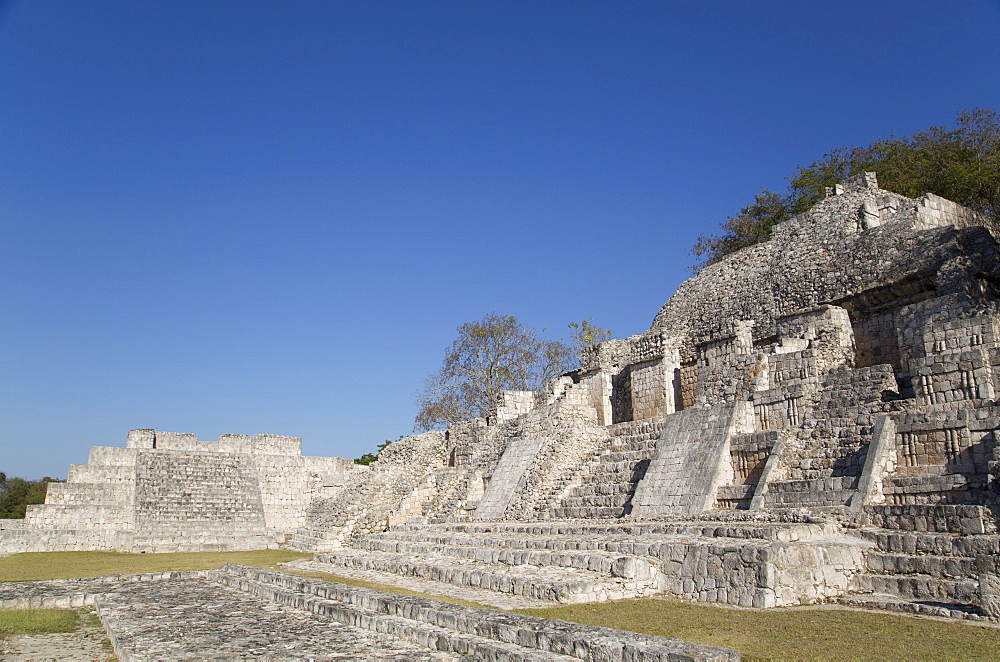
<box><xmin>5</xmin><ymin>172</ymin><xmax>1000</xmax><ymax>618</ymax></box>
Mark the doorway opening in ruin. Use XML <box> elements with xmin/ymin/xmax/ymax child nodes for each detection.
<box><xmin>611</xmin><ymin>369</ymin><xmax>633</xmax><ymax>423</ymax></box>
<box><xmin>678</xmin><ymin>360</ymin><xmax>697</xmax><ymax>410</ymax></box>
<box><xmin>672</xmin><ymin>368</ymin><xmax>684</xmax><ymax>412</ymax></box>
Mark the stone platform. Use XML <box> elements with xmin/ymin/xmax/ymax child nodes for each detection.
<box><xmin>0</xmin><ymin>566</ymin><xmax>738</xmax><ymax>661</ymax></box>
<box><xmin>312</xmin><ymin>517</ymin><xmax>866</xmax><ymax>608</ymax></box>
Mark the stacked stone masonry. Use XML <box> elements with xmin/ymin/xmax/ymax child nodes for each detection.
<box><xmin>5</xmin><ymin>172</ymin><xmax>1000</xmax><ymax>620</ymax></box>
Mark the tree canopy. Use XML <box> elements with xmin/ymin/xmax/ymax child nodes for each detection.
<box><xmin>353</xmin><ymin>437</ymin><xmax>398</xmax><ymax>465</ymax></box>
<box><xmin>414</xmin><ymin>313</ymin><xmax>578</xmax><ymax>432</ymax></box>
<box><xmin>0</xmin><ymin>473</ymin><xmax>62</xmax><ymax>519</ymax></box>
<box><xmin>692</xmin><ymin>108</ymin><xmax>1000</xmax><ymax>270</ymax></box>
<box><xmin>567</xmin><ymin>317</ymin><xmax>614</xmax><ymax>354</ymax></box>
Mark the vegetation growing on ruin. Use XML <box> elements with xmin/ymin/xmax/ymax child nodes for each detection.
<box><xmin>0</xmin><ymin>473</ymin><xmax>62</xmax><ymax>519</ymax></box>
<box><xmin>693</xmin><ymin>107</ymin><xmax>1000</xmax><ymax>270</ymax></box>
<box><xmin>414</xmin><ymin>313</ymin><xmax>576</xmax><ymax>431</ymax></box>
<box><xmin>414</xmin><ymin>314</ymin><xmax>614</xmax><ymax>432</ymax></box>
<box><xmin>567</xmin><ymin>316</ymin><xmax>614</xmax><ymax>354</ymax></box>
<box><xmin>353</xmin><ymin>436</ymin><xmax>404</xmax><ymax>465</ymax></box>
<box><xmin>519</xmin><ymin>598</ymin><xmax>1000</xmax><ymax>661</ymax></box>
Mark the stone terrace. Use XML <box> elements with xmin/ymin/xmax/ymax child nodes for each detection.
<box><xmin>0</xmin><ymin>566</ymin><xmax>737</xmax><ymax>661</ymax></box>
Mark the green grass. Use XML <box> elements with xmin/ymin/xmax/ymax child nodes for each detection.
<box><xmin>517</xmin><ymin>597</ymin><xmax>1000</xmax><ymax>661</ymax></box>
<box><xmin>0</xmin><ymin>549</ymin><xmax>308</xmax><ymax>582</ymax></box>
<box><xmin>0</xmin><ymin>608</ymin><xmax>77</xmax><ymax>637</ymax></box>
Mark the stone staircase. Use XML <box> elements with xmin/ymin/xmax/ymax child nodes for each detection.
<box><xmin>836</xmin><ymin>505</ymin><xmax>999</xmax><ymax>620</ymax></box>
<box><xmin>539</xmin><ymin>420</ymin><xmax>664</xmax><ymax>519</ymax></box>
<box><xmin>756</xmin><ymin>420</ymin><xmax>871</xmax><ymax>509</ymax></box>
<box><xmin>315</xmin><ymin>526</ymin><xmax>668</xmax><ymax>604</ymax></box>
<box><xmin>290</xmin><ymin>462</ymin><xmax>445</xmax><ymax>552</ymax></box>
<box><xmin>425</xmin><ymin>468</ymin><xmax>481</xmax><ymax>523</ymax></box>
<box><xmin>129</xmin><ymin>450</ymin><xmax>274</xmax><ymax>552</ymax></box>
<box><xmin>307</xmin><ymin>517</ymin><xmax>855</xmax><ymax>607</ymax></box>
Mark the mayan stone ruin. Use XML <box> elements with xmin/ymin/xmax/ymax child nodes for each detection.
<box><xmin>6</xmin><ymin>172</ymin><xmax>1000</xmax><ymax>627</ymax></box>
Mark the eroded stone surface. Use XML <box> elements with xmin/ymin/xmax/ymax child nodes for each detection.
<box><xmin>97</xmin><ymin>576</ymin><xmax>458</xmax><ymax>661</ymax></box>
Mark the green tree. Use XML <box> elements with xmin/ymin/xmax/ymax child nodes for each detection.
<box><xmin>414</xmin><ymin>313</ymin><xmax>575</xmax><ymax>431</ymax></box>
<box><xmin>0</xmin><ymin>474</ymin><xmax>61</xmax><ymax>519</ymax></box>
<box><xmin>353</xmin><ymin>438</ymin><xmax>397</xmax><ymax>465</ymax></box>
<box><xmin>567</xmin><ymin>317</ymin><xmax>613</xmax><ymax>354</ymax></box>
<box><xmin>692</xmin><ymin>108</ymin><xmax>1000</xmax><ymax>270</ymax></box>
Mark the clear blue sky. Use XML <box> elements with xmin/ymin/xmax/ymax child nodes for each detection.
<box><xmin>2</xmin><ymin>0</ymin><xmax>999</xmax><ymax>479</ymax></box>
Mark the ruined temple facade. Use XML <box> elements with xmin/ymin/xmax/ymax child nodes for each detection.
<box><xmin>425</xmin><ymin>171</ymin><xmax>1000</xmax><ymax>525</ymax></box>
<box><xmin>5</xmin><ymin>173</ymin><xmax>1000</xmax><ymax>617</ymax></box>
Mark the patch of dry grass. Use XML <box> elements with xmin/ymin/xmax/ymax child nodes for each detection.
<box><xmin>0</xmin><ymin>608</ymin><xmax>77</xmax><ymax>637</ymax></box>
<box><xmin>0</xmin><ymin>550</ymin><xmax>308</xmax><ymax>582</ymax></box>
<box><xmin>517</xmin><ymin>597</ymin><xmax>1000</xmax><ymax>661</ymax></box>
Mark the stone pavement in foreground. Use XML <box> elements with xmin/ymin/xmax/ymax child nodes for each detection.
<box><xmin>97</xmin><ymin>576</ymin><xmax>456</xmax><ymax>661</ymax></box>
<box><xmin>0</xmin><ymin>566</ymin><xmax>737</xmax><ymax>660</ymax></box>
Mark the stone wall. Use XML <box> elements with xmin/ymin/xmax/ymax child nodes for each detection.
<box><xmin>0</xmin><ymin>430</ymin><xmax>360</xmax><ymax>553</ymax></box>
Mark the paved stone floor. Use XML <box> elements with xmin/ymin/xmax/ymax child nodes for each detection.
<box><xmin>98</xmin><ymin>576</ymin><xmax>460</xmax><ymax>660</ymax></box>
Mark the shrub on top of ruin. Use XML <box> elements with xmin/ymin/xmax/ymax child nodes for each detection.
<box><xmin>692</xmin><ymin>107</ymin><xmax>1000</xmax><ymax>271</ymax></box>
<box><xmin>353</xmin><ymin>437</ymin><xmax>399</xmax><ymax>465</ymax></box>
<box><xmin>567</xmin><ymin>317</ymin><xmax>613</xmax><ymax>355</ymax></box>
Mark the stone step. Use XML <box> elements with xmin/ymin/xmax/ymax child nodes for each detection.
<box><xmin>129</xmin><ymin>533</ymin><xmax>277</xmax><ymax>554</ymax></box>
<box><xmin>287</xmin><ymin>528</ymin><xmax>344</xmax><ymax>553</ymax></box>
<box><xmin>886</xmin><ymin>474</ymin><xmax>975</xmax><ymax>498</ymax></box>
<box><xmin>608</xmin><ymin>424</ymin><xmax>663</xmax><ymax>436</ymax></box>
<box><xmin>393</xmin><ymin>519</ymin><xmax>833</xmax><ymax>543</ymax></box>
<box><xmin>857</xmin><ymin>529</ymin><xmax>1000</xmax><ymax>556</ymax></box>
<box><xmin>763</xmin><ymin>489</ymin><xmax>855</xmax><ymax>508</ymax></box>
<box><xmin>24</xmin><ymin>503</ymin><xmax>133</xmax><ymax>529</ymax></box>
<box><xmin>588</xmin><ymin>460</ymin><xmax>653</xmax><ymax>476</ymax></box>
<box><xmin>850</xmin><ymin>572</ymin><xmax>979</xmax><ymax>604</ymax></box>
<box><xmin>765</xmin><ymin>476</ymin><xmax>857</xmax><ymax>493</ymax></box>
<box><xmin>355</xmin><ymin>537</ymin><xmax>663</xmax><ymax>580</ymax></box>
<box><xmin>565</xmin><ymin>481</ymin><xmax>636</xmax><ymax>497</ymax></box>
<box><xmin>0</xmin><ymin>526</ymin><xmax>129</xmax><ymax>553</ymax></box>
<box><xmin>65</xmin><ymin>464</ymin><xmax>134</xmax><ymax>484</ymax></box>
<box><xmin>209</xmin><ymin>568</ymin><xmax>576</xmax><ymax>660</ymax></box>
<box><xmin>832</xmin><ymin>593</ymin><xmax>988</xmax><ymax>621</ymax></box>
<box><xmin>864</xmin><ymin>551</ymin><xmax>977</xmax><ymax>578</ymax></box>
<box><xmin>211</xmin><ymin>565</ymin><xmax>735</xmax><ymax>660</ymax></box>
<box><xmin>42</xmin><ymin>483</ymin><xmax>134</xmax><ymax>505</ymax></box>
<box><xmin>860</xmin><ymin>504</ymin><xmax>997</xmax><ymax>534</ymax></box>
<box><xmin>360</xmin><ymin>528</ymin><xmax>783</xmax><ymax>562</ymax></box>
<box><xmin>546</xmin><ymin>506</ymin><xmax>628</xmax><ymax>519</ymax></box>
<box><xmin>559</xmin><ymin>495</ymin><xmax>634</xmax><ymax>510</ymax></box>
<box><xmin>312</xmin><ymin>548</ymin><xmax>665</xmax><ymax>604</ymax></box>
